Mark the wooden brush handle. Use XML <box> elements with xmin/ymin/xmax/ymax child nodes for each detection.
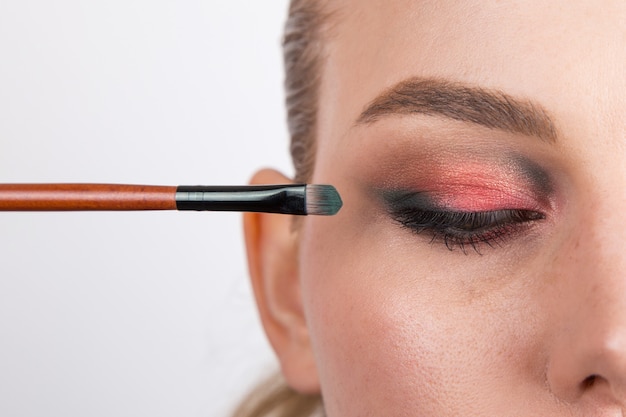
<box><xmin>0</xmin><ymin>184</ymin><xmax>177</xmax><ymax>211</ymax></box>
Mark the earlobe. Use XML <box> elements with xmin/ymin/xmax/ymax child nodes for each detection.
<box><xmin>243</xmin><ymin>169</ymin><xmax>320</xmax><ymax>394</ymax></box>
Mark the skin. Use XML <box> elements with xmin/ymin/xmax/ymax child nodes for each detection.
<box><xmin>244</xmin><ymin>0</ymin><xmax>626</xmax><ymax>415</ymax></box>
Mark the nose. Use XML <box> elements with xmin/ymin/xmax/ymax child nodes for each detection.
<box><xmin>546</xmin><ymin>200</ymin><xmax>626</xmax><ymax>411</ymax></box>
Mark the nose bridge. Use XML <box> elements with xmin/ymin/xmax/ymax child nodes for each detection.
<box><xmin>584</xmin><ymin>189</ymin><xmax>626</xmax><ymax>295</ymax></box>
<box><xmin>570</xmin><ymin>194</ymin><xmax>626</xmax><ymax>349</ymax></box>
<box><xmin>546</xmin><ymin>180</ymin><xmax>626</xmax><ymax>405</ymax></box>
<box><xmin>573</xmin><ymin>229</ymin><xmax>626</xmax><ymax>371</ymax></box>
<box><xmin>581</xmin><ymin>178</ymin><xmax>626</xmax><ymax>323</ymax></box>
<box><xmin>579</xmin><ymin>195</ymin><xmax>626</xmax><ymax>402</ymax></box>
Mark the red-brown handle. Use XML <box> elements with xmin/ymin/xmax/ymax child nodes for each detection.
<box><xmin>0</xmin><ymin>184</ymin><xmax>177</xmax><ymax>211</ymax></box>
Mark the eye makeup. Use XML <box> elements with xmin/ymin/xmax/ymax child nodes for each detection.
<box><xmin>378</xmin><ymin>154</ymin><xmax>554</xmax><ymax>253</ymax></box>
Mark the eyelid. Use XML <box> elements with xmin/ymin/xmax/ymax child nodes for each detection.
<box><xmin>395</xmin><ymin>208</ymin><xmax>543</xmax><ymax>253</ymax></box>
<box><xmin>382</xmin><ymin>191</ymin><xmax>546</xmax><ymax>253</ymax></box>
<box><xmin>381</xmin><ymin>185</ymin><xmax>544</xmax><ymax>213</ymax></box>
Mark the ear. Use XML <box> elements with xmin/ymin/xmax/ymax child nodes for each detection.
<box><xmin>243</xmin><ymin>169</ymin><xmax>320</xmax><ymax>394</ymax></box>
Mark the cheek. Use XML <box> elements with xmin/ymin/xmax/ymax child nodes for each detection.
<box><xmin>299</xmin><ymin>219</ymin><xmax>433</xmax><ymax>414</ymax></box>
<box><xmin>298</xmin><ymin>213</ymin><xmax>553</xmax><ymax>416</ymax></box>
<box><xmin>298</xmin><ymin>216</ymin><xmax>461</xmax><ymax>414</ymax></box>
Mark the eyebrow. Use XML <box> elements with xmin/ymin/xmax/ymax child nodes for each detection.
<box><xmin>356</xmin><ymin>78</ymin><xmax>558</xmax><ymax>143</ymax></box>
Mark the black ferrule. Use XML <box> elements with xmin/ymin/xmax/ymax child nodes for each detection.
<box><xmin>175</xmin><ymin>185</ymin><xmax>307</xmax><ymax>214</ymax></box>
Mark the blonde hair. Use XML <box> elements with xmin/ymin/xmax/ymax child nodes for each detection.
<box><xmin>284</xmin><ymin>0</ymin><xmax>330</xmax><ymax>183</ymax></box>
<box><xmin>232</xmin><ymin>374</ymin><xmax>324</xmax><ymax>417</ymax></box>
<box><xmin>233</xmin><ymin>0</ymin><xmax>330</xmax><ymax>416</ymax></box>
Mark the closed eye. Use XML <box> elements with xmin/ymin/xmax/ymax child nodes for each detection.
<box><xmin>389</xmin><ymin>207</ymin><xmax>545</xmax><ymax>254</ymax></box>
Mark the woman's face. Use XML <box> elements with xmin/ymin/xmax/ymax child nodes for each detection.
<box><xmin>299</xmin><ymin>0</ymin><xmax>626</xmax><ymax>415</ymax></box>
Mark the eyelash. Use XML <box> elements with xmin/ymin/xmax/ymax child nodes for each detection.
<box><xmin>390</xmin><ymin>207</ymin><xmax>545</xmax><ymax>254</ymax></box>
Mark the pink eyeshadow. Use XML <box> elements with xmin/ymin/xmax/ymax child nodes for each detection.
<box><xmin>408</xmin><ymin>163</ymin><xmax>543</xmax><ymax>211</ymax></box>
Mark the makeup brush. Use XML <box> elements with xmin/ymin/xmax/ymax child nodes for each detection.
<box><xmin>0</xmin><ymin>183</ymin><xmax>342</xmax><ymax>216</ymax></box>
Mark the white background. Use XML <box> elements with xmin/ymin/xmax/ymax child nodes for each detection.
<box><xmin>0</xmin><ymin>1</ymin><xmax>290</xmax><ymax>415</ymax></box>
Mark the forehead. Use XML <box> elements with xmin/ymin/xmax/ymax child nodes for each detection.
<box><xmin>315</xmin><ymin>0</ymin><xmax>626</xmax><ymax>155</ymax></box>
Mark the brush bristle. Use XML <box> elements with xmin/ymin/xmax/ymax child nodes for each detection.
<box><xmin>305</xmin><ymin>184</ymin><xmax>342</xmax><ymax>216</ymax></box>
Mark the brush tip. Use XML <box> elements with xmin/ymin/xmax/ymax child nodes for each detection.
<box><xmin>305</xmin><ymin>184</ymin><xmax>343</xmax><ymax>216</ymax></box>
